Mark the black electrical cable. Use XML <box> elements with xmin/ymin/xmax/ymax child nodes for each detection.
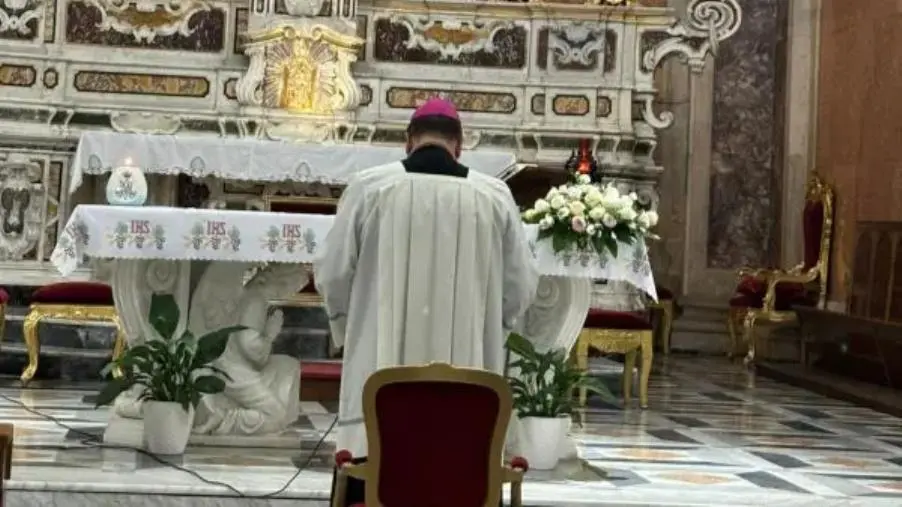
<box><xmin>0</xmin><ymin>392</ymin><xmax>337</xmax><ymax>499</ymax></box>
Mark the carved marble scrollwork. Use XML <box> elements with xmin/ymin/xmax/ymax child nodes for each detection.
<box><xmin>0</xmin><ymin>0</ymin><xmax>41</xmax><ymax>36</ymax></box>
<box><xmin>238</xmin><ymin>21</ymin><xmax>363</xmax><ymax>116</ymax></box>
<box><xmin>110</xmin><ymin>112</ymin><xmax>182</xmax><ymax>134</ymax></box>
<box><xmin>388</xmin><ymin>15</ymin><xmax>516</xmax><ymax>59</ymax></box>
<box><xmin>0</xmin><ymin>155</ymin><xmax>43</xmax><ymax>261</ymax></box>
<box><xmin>643</xmin><ymin>0</ymin><xmax>741</xmax><ymax>74</ymax></box>
<box><xmin>548</xmin><ymin>22</ymin><xmax>607</xmax><ymax>69</ymax></box>
<box><xmin>85</xmin><ymin>0</ymin><xmax>211</xmax><ymax>43</ymax></box>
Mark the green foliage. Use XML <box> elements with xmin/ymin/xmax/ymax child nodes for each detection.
<box><xmin>506</xmin><ymin>333</ymin><xmax>612</xmax><ymax>418</ymax></box>
<box><xmin>531</xmin><ymin>220</ymin><xmax>635</xmax><ymax>259</ymax></box>
<box><xmin>95</xmin><ymin>293</ymin><xmax>244</xmax><ymax>413</ymax></box>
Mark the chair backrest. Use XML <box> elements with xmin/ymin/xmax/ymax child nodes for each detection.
<box><xmin>802</xmin><ymin>173</ymin><xmax>835</xmax><ymax>307</ymax></box>
<box><xmin>362</xmin><ymin>363</ymin><xmax>512</xmax><ymax>507</ymax></box>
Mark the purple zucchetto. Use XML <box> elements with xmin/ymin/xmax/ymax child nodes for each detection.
<box><xmin>411</xmin><ymin>98</ymin><xmax>460</xmax><ymax>122</ymax></box>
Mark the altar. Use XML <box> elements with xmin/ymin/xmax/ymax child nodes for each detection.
<box><xmin>49</xmin><ymin>203</ymin><xmax>656</xmax><ymax>446</ymax></box>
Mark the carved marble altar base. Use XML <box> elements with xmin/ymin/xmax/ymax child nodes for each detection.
<box><xmin>101</xmin><ymin>259</ymin><xmax>309</xmax><ymax>448</ymax></box>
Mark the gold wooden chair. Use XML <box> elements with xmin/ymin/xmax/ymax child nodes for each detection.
<box><xmin>727</xmin><ymin>173</ymin><xmax>834</xmax><ymax>365</ymax></box>
<box><xmin>332</xmin><ymin>363</ymin><xmax>528</xmax><ymax>507</ymax></box>
<box><xmin>648</xmin><ymin>285</ymin><xmax>675</xmax><ymax>354</ymax></box>
<box><xmin>20</xmin><ymin>282</ymin><xmax>125</xmax><ymax>385</ymax></box>
<box><xmin>575</xmin><ymin>309</ymin><xmax>654</xmax><ymax>409</ymax></box>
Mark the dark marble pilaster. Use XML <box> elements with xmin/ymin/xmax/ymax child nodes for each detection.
<box><xmin>706</xmin><ymin>0</ymin><xmax>786</xmax><ymax>268</ymax></box>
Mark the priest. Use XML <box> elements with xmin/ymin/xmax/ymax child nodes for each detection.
<box><xmin>314</xmin><ymin>98</ymin><xmax>539</xmax><ymax>505</ymax></box>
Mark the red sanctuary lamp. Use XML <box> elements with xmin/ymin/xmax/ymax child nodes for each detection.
<box><xmin>564</xmin><ymin>139</ymin><xmax>600</xmax><ymax>182</ymax></box>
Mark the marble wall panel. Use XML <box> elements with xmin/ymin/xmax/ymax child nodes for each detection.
<box><xmin>65</xmin><ymin>1</ymin><xmax>226</xmax><ymax>52</ymax></box>
<box><xmin>706</xmin><ymin>0</ymin><xmax>785</xmax><ymax>269</ymax></box>
<box><xmin>0</xmin><ymin>1</ymin><xmax>41</xmax><ymax>41</ymax></box>
<box><xmin>373</xmin><ymin>19</ymin><xmax>527</xmax><ymax>69</ymax></box>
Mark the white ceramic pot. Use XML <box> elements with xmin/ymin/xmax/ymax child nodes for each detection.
<box><xmin>517</xmin><ymin>415</ymin><xmax>570</xmax><ymax>470</ymax></box>
<box><xmin>143</xmin><ymin>401</ymin><xmax>194</xmax><ymax>455</ymax></box>
<box><xmin>106</xmin><ymin>165</ymin><xmax>148</xmax><ymax>206</ymax></box>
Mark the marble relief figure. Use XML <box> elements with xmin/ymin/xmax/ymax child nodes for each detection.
<box><xmin>187</xmin><ymin>262</ymin><xmax>308</xmax><ymax>435</ymax></box>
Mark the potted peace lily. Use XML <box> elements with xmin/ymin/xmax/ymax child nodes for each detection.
<box><xmin>95</xmin><ymin>293</ymin><xmax>242</xmax><ymax>455</ymax></box>
<box><xmin>506</xmin><ymin>333</ymin><xmax>611</xmax><ymax>470</ymax></box>
<box><xmin>521</xmin><ymin>174</ymin><xmax>659</xmax><ymax>258</ymax></box>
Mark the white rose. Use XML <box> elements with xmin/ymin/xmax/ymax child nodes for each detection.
<box><xmin>602</xmin><ymin>186</ymin><xmax>620</xmax><ymax>201</ymax></box>
<box><xmin>637</xmin><ymin>212</ymin><xmax>651</xmax><ymax>229</ymax></box>
<box><xmin>557</xmin><ymin>207</ymin><xmax>570</xmax><ymax>219</ymax></box>
<box><xmin>584</xmin><ymin>189</ymin><xmax>603</xmax><ymax>207</ymax></box>
<box><xmin>586</xmin><ymin>224</ymin><xmax>597</xmax><ymax>236</ymax></box>
<box><xmin>618</xmin><ymin>195</ymin><xmax>634</xmax><ymax>210</ymax></box>
<box><xmin>567</xmin><ymin>186</ymin><xmax>583</xmax><ymax>200</ymax></box>
<box><xmin>538</xmin><ymin>216</ymin><xmax>554</xmax><ymax>230</ymax></box>
<box><xmin>577</xmin><ymin>174</ymin><xmax>591</xmax><ymax>184</ymax></box>
<box><xmin>588</xmin><ymin>206</ymin><xmax>605</xmax><ymax>221</ymax></box>
<box><xmin>533</xmin><ymin>199</ymin><xmax>550</xmax><ymax>213</ymax></box>
<box><xmin>549</xmin><ymin>195</ymin><xmax>566</xmax><ymax>209</ymax></box>
<box><xmin>546</xmin><ymin>188</ymin><xmax>560</xmax><ymax>200</ymax></box>
<box><xmin>601</xmin><ymin>213</ymin><xmax>618</xmax><ymax>229</ymax></box>
<box><xmin>620</xmin><ymin>207</ymin><xmax>638</xmax><ymax>222</ymax></box>
<box><xmin>629</xmin><ymin>191</ymin><xmax>638</xmax><ymax>201</ymax></box>
<box><xmin>523</xmin><ymin>209</ymin><xmax>538</xmax><ymax>221</ymax></box>
<box><xmin>569</xmin><ymin>201</ymin><xmax>586</xmax><ymax>216</ymax></box>
<box><xmin>645</xmin><ymin>210</ymin><xmax>659</xmax><ymax>227</ymax></box>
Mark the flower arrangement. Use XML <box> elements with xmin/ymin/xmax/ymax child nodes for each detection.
<box><xmin>522</xmin><ymin>174</ymin><xmax>658</xmax><ymax>257</ymax></box>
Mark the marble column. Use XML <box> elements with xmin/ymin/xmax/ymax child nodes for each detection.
<box><xmin>780</xmin><ymin>0</ymin><xmax>821</xmax><ymax>270</ymax></box>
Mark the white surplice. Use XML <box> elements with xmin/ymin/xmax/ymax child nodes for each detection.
<box><xmin>313</xmin><ymin>161</ymin><xmax>539</xmax><ymax>456</ymax></box>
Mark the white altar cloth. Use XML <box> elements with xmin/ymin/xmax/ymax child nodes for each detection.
<box><xmin>51</xmin><ymin>205</ymin><xmax>656</xmax><ymax>300</ymax></box>
<box><xmin>69</xmin><ymin>132</ymin><xmax>518</xmax><ymax>193</ymax></box>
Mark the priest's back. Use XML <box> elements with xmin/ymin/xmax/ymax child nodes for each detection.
<box><xmin>314</xmin><ymin>148</ymin><xmax>538</xmax><ymax>456</ymax></box>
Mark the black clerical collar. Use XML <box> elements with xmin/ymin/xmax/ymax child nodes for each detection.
<box><xmin>402</xmin><ymin>145</ymin><xmax>469</xmax><ymax>178</ymax></box>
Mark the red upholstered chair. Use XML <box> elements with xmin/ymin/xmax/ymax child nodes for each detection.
<box><xmin>0</xmin><ymin>287</ymin><xmax>8</xmax><ymax>344</ymax></box>
<box><xmin>727</xmin><ymin>173</ymin><xmax>834</xmax><ymax>364</ymax></box>
<box><xmin>648</xmin><ymin>285</ymin><xmax>675</xmax><ymax>354</ymax></box>
<box><xmin>332</xmin><ymin>363</ymin><xmax>528</xmax><ymax>507</ymax></box>
<box><xmin>20</xmin><ymin>282</ymin><xmax>125</xmax><ymax>385</ymax></box>
<box><xmin>575</xmin><ymin>309</ymin><xmax>654</xmax><ymax>409</ymax></box>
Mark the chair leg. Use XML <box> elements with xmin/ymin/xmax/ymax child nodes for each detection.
<box><xmin>576</xmin><ymin>331</ymin><xmax>590</xmax><ymax>407</ymax></box>
<box><xmin>638</xmin><ymin>331</ymin><xmax>653</xmax><ymax>409</ymax></box>
<box><xmin>660</xmin><ymin>300</ymin><xmax>674</xmax><ymax>355</ymax></box>
<box><xmin>510</xmin><ymin>479</ymin><xmax>523</xmax><ymax>507</ymax></box>
<box><xmin>332</xmin><ymin>469</ymin><xmax>348</xmax><ymax>507</ymax></box>
<box><xmin>111</xmin><ymin>316</ymin><xmax>127</xmax><ymax>378</ymax></box>
<box><xmin>21</xmin><ymin>308</ymin><xmax>42</xmax><ymax>386</ymax></box>
<box><xmin>742</xmin><ymin>312</ymin><xmax>758</xmax><ymax>366</ymax></box>
<box><xmin>622</xmin><ymin>349</ymin><xmax>637</xmax><ymax>404</ymax></box>
<box><xmin>726</xmin><ymin>307</ymin><xmax>739</xmax><ymax>359</ymax></box>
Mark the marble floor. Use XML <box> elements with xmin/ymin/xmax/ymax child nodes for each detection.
<box><xmin>3</xmin><ymin>357</ymin><xmax>902</xmax><ymax>506</ymax></box>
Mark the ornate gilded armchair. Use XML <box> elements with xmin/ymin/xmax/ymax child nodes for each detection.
<box><xmin>332</xmin><ymin>363</ymin><xmax>528</xmax><ymax>507</ymax></box>
<box><xmin>575</xmin><ymin>309</ymin><xmax>653</xmax><ymax>409</ymax></box>
<box><xmin>727</xmin><ymin>174</ymin><xmax>834</xmax><ymax>364</ymax></box>
<box><xmin>20</xmin><ymin>282</ymin><xmax>126</xmax><ymax>385</ymax></box>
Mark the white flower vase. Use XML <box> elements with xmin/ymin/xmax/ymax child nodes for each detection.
<box><xmin>106</xmin><ymin>166</ymin><xmax>148</xmax><ymax>206</ymax></box>
<box><xmin>517</xmin><ymin>415</ymin><xmax>570</xmax><ymax>470</ymax></box>
<box><xmin>143</xmin><ymin>401</ymin><xmax>194</xmax><ymax>455</ymax></box>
